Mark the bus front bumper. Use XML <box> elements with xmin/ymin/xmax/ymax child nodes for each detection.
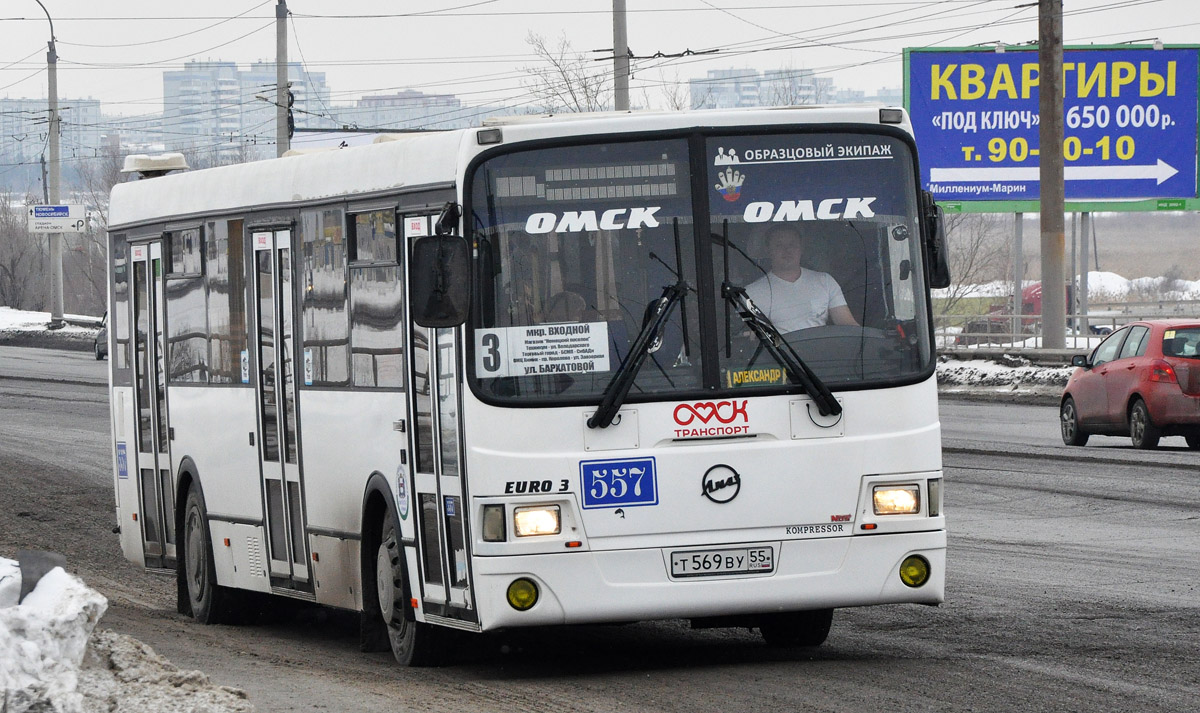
<box><xmin>468</xmin><ymin>529</ymin><xmax>945</xmax><ymax>630</ymax></box>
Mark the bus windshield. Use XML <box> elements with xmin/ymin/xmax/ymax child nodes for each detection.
<box><xmin>467</xmin><ymin>131</ymin><xmax>932</xmax><ymax>405</ymax></box>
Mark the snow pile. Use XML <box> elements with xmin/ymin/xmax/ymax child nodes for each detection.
<box><xmin>0</xmin><ymin>307</ymin><xmax>99</xmax><ymax>351</ymax></box>
<box><xmin>77</xmin><ymin>631</ymin><xmax>253</xmax><ymax>713</ymax></box>
<box><xmin>937</xmin><ymin>354</ymin><xmax>1074</xmax><ymax>397</ymax></box>
<box><xmin>1094</xmin><ymin>271</ymin><xmax>1200</xmax><ymax>301</ymax></box>
<box><xmin>0</xmin><ymin>307</ymin><xmax>98</xmax><ymax>334</ymax></box>
<box><xmin>0</xmin><ymin>558</ymin><xmax>253</xmax><ymax>713</ymax></box>
<box><xmin>1</xmin><ymin>558</ymin><xmax>107</xmax><ymax>712</ymax></box>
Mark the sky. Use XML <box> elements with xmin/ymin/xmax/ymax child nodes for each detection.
<box><xmin>1</xmin><ymin>0</ymin><xmax>1198</xmax><ymax>119</ymax></box>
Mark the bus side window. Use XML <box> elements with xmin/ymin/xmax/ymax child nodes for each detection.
<box><xmin>300</xmin><ymin>208</ymin><xmax>350</xmax><ymax>386</ymax></box>
<box><xmin>348</xmin><ymin>209</ymin><xmax>404</xmax><ymax>389</ymax></box>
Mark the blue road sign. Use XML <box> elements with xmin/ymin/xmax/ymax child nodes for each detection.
<box><xmin>906</xmin><ymin>47</ymin><xmax>1199</xmax><ymax>202</ymax></box>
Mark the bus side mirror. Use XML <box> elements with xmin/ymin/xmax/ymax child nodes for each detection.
<box><xmin>410</xmin><ymin>235</ymin><xmax>470</xmax><ymax>328</ymax></box>
<box><xmin>923</xmin><ymin>192</ymin><xmax>951</xmax><ymax>289</ymax></box>
<box><xmin>435</xmin><ymin>202</ymin><xmax>462</xmax><ymax>236</ymax></box>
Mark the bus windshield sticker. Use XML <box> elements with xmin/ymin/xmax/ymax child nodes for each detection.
<box><xmin>714</xmin><ymin>147</ymin><xmax>741</xmax><ymax>165</ymax></box>
<box><xmin>303</xmin><ymin>348</ymin><xmax>314</xmax><ymax>386</ymax></box>
<box><xmin>580</xmin><ymin>457</ymin><xmax>658</xmax><ymax>510</ymax></box>
<box><xmin>708</xmin><ymin>135</ymin><xmax>911</xmax><ymax>221</ymax></box>
<box><xmin>714</xmin><ymin>167</ymin><xmax>746</xmax><ymax>203</ymax></box>
<box><xmin>475</xmin><ymin>322</ymin><xmax>610</xmax><ymax>379</ymax></box>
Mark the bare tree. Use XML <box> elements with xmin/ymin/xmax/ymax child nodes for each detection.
<box><xmin>0</xmin><ymin>191</ymin><xmax>48</xmax><ymax>311</ymax></box>
<box><xmin>68</xmin><ymin>149</ymin><xmax>126</xmax><ymax>315</ymax></box>
<box><xmin>179</xmin><ymin>140</ymin><xmax>251</xmax><ymax>171</ymax></box>
<box><xmin>648</xmin><ymin>69</ymin><xmax>693</xmax><ymax>111</ymax></box>
<box><xmin>523</xmin><ymin>32</ymin><xmax>610</xmax><ymax>113</ymax></box>
<box><xmin>762</xmin><ymin>65</ymin><xmax>817</xmax><ymax>106</ymax></box>
<box><xmin>937</xmin><ymin>212</ymin><xmax>1014</xmax><ymax>316</ymax></box>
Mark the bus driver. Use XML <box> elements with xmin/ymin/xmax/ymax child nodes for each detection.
<box><xmin>745</xmin><ymin>223</ymin><xmax>859</xmax><ymax>332</ymax></box>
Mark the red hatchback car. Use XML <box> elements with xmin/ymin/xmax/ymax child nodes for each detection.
<box><xmin>1061</xmin><ymin>320</ymin><xmax>1200</xmax><ymax>449</ymax></box>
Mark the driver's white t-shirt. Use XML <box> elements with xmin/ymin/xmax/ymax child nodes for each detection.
<box><xmin>745</xmin><ymin>269</ymin><xmax>848</xmax><ymax>332</ymax></box>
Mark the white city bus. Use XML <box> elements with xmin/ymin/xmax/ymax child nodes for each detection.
<box><xmin>106</xmin><ymin>106</ymin><xmax>950</xmax><ymax>666</ymax></box>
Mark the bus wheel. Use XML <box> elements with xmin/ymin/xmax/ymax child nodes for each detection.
<box><xmin>376</xmin><ymin>512</ymin><xmax>444</xmax><ymax>666</ymax></box>
<box><xmin>183</xmin><ymin>484</ymin><xmax>231</xmax><ymax>624</ymax></box>
<box><xmin>759</xmin><ymin>609</ymin><xmax>833</xmax><ymax>647</ymax></box>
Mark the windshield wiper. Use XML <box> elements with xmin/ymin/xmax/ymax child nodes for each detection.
<box><xmin>587</xmin><ymin>280</ymin><xmax>688</xmax><ymax>429</ymax></box>
<box><xmin>721</xmin><ymin>282</ymin><xmax>842</xmax><ymax>417</ymax></box>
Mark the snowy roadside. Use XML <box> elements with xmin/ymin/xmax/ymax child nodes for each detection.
<box><xmin>1</xmin><ymin>556</ymin><xmax>253</xmax><ymax>713</ymax></box>
<box><xmin>937</xmin><ymin>353</ymin><xmax>1073</xmax><ymax>405</ymax></box>
<box><xmin>0</xmin><ymin>307</ymin><xmax>100</xmax><ymax>352</ymax></box>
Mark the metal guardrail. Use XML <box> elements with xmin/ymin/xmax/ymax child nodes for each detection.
<box><xmin>937</xmin><ymin>300</ymin><xmax>1200</xmax><ymax>354</ymax></box>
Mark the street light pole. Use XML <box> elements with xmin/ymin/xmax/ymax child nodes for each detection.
<box><xmin>276</xmin><ymin>0</ymin><xmax>290</xmax><ymax>157</ymax></box>
<box><xmin>612</xmin><ymin>0</ymin><xmax>629</xmax><ymax>111</ymax></box>
<box><xmin>35</xmin><ymin>0</ymin><xmax>64</xmax><ymax>327</ymax></box>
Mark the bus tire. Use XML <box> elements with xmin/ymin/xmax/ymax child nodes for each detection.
<box><xmin>759</xmin><ymin>608</ymin><xmax>833</xmax><ymax>648</ymax></box>
<box><xmin>376</xmin><ymin>512</ymin><xmax>444</xmax><ymax>667</ymax></box>
<box><xmin>182</xmin><ymin>484</ymin><xmax>232</xmax><ymax>624</ymax></box>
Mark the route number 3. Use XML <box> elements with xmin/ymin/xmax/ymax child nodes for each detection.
<box><xmin>480</xmin><ymin>333</ymin><xmax>501</xmax><ymax>373</ymax></box>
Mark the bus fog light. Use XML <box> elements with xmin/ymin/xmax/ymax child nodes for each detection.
<box><xmin>899</xmin><ymin>555</ymin><xmax>930</xmax><ymax>588</ymax></box>
<box><xmin>506</xmin><ymin>578</ymin><xmax>539</xmax><ymax>610</ymax></box>
<box><xmin>482</xmin><ymin>504</ymin><xmax>506</xmax><ymax>542</ymax></box>
<box><xmin>514</xmin><ymin>505</ymin><xmax>560</xmax><ymax>537</ymax></box>
<box><xmin>873</xmin><ymin>485</ymin><xmax>920</xmax><ymax>515</ymax></box>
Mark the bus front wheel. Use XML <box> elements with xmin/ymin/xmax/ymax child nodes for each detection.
<box><xmin>759</xmin><ymin>609</ymin><xmax>833</xmax><ymax>647</ymax></box>
<box><xmin>376</xmin><ymin>512</ymin><xmax>445</xmax><ymax>666</ymax></box>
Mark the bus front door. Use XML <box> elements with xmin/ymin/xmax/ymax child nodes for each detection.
<box><xmin>130</xmin><ymin>241</ymin><xmax>175</xmax><ymax>570</ymax></box>
<box><xmin>408</xmin><ymin>221</ymin><xmax>477</xmax><ymax>626</ymax></box>
<box><xmin>251</xmin><ymin>228</ymin><xmax>310</xmax><ymax>588</ymax></box>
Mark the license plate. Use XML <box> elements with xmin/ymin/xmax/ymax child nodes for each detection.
<box><xmin>670</xmin><ymin>546</ymin><xmax>774</xmax><ymax>578</ymax></box>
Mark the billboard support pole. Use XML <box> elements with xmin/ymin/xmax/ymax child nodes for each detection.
<box><xmin>1039</xmin><ymin>0</ymin><xmax>1066</xmax><ymax>348</ymax></box>
<box><xmin>1070</xmin><ymin>211</ymin><xmax>1077</xmax><ymax>333</ymax></box>
<box><xmin>1079</xmin><ymin>212</ymin><xmax>1091</xmax><ymax>336</ymax></box>
<box><xmin>1013</xmin><ymin>213</ymin><xmax>1024</xmax><ymax>327</ymax></box>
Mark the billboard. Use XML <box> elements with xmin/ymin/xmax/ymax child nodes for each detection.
<box><xmin>905</xmin><ymin>46</ymin><xmax>1199</xmax><ymax>211</ymax></box>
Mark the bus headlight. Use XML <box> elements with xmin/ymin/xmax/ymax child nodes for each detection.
<box><xmin>513</xmin><ymin>505</ymin><xmax>561</xmax><ymax>537</ymax></box>
<box><xmin>873</xmin><ymin>485</ymin><xmax>920</xmax><ymax>515</ymax></box>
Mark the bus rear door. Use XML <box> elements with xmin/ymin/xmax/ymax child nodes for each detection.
<box><xmin>130</xmin><ymin>240</ymin><xmax>175</xmax><ymax>569</ymax></box>
<box><xmin>251</xmin><ymin>227</ymin><xmax>311</xmax><ymax>589</ymax></box>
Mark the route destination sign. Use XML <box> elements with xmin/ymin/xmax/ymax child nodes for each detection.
<box><xmin>905</xmin><ymin>46</ymin><xmax>1199</xmax><ymax>207</ymax></box>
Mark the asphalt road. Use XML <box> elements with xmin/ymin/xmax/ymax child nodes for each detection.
<box><xmin>2</xmin><ymin>347</ymin><xmax>1198</xmax><ymax>712</ymax></box>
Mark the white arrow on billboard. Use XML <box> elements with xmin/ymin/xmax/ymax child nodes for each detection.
<box><xmin>930</xmin><ymin>159</ymin><xmax>1179</xmax><ymax>185</ymax></box>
